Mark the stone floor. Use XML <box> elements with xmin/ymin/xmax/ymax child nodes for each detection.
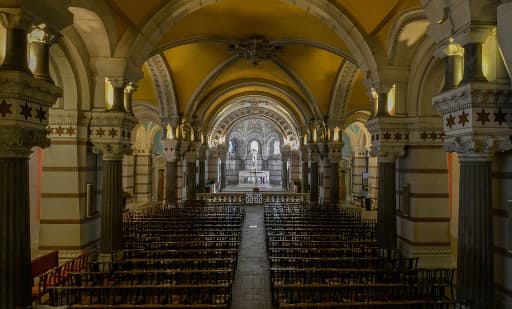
<box><xmin>231</xmin><ymin>205</ymin><xmax>272</xmax><ymax>309</ymax></box>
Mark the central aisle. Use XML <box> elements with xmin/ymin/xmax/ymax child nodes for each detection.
<box><xmin>231</xmin><ymin>205</ymin><xmax>272</xmax><ymax>309</ymax></box>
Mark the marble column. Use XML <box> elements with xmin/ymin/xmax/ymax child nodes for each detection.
<box><xmin>198</xmin><ymin>160</ymin><xmax>206</xmax><ymax>193</ymax></box>
<box><xmin>377</xmin><ymin>161</ymin><xmax>397</xmax><ymax>250</ymax></box>
<box><xmin>166</xmin><ymin>160</ymin><xmax>177</xmax><ymax>204</ymax></box>
<box><xmin>310</xmin><ymin>161</ymin><xmax>319</xmax><ymax>202</ymax></box>
<box><xmin>220</xmin><ymin>161</ymin><xmax>226</xmax><ymax>189</ymax></box>
<box><xmin>442</xmin><ymin>54</ymin><xmax>463</xmax><ymax>91</ymax></box>
<box><xmin>301</xmin><ymin>161</ymin><xmax>309</xmax><ymax>193</ymax></box>
<box><xmin>185</xmin><ymin>153</ymin><xmax>197</xmax><ymax>201</ymax></box>
<box><xmin>281</xmin><ymin>160</ymin><xmax>288</xmax><ymax>189</ymax></box>
<box><xmin>456</xmin><ymin>155</ymin><xmax>494</xmax><ymax>308</ymax></box>
<box><xmin>0</xmin><ymin>156</ymin><xmax>32</xmax><ymax>308</ymax></box>
<box><xmin>329</xmin><ymin>160</ymin><xmax>339</xmax><ymax>202</ymax></box>
<box><xmin>461</xmin><ymin>42</ymin><xmax>487</xmax><ymax>84</ymax></box>
<box><xmin>0</xmin><ymin>11</ymin><xmax>31</xmax><ymax>73</ymax></box>
<box><xmin>100</xmin><ymin>156</ymin><xmax>123</xmax><ymax>252</ymax></box>
<box><xmin>0</xmin><ymin>12</ymin><xmax>61</xmax><ymax>308</ymax></box>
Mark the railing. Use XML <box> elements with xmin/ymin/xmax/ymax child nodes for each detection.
<box><xmin>196</xmin><ymin>192</ymin><xmax>310</xmax><ymax>204</ymax></box>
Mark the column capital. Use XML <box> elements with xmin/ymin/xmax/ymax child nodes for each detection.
<box><xmin>327</xmin><ymin>141</ymin><xmax>343</xmax><ymax>162</ymax></box>
<box><xmin>433</xmin><ymin>83</ymin><xmax>512</xmax><ymax>155</ymax></box>
<box><xmin>370</xmin><ymin>145</ymin><xmax>405</xmax><ymax>162</ymax></box>
<box><xmin>0</xmin><ymin>9</ymin><xmax>31</xmax><ymax>30</ymax></box>
<box><xmin>0</xmin><ymin>70</ymin><xmax>61</xmax><ymax>157</ymax></box>
<box><xmin>434</xmin><ymin>41</ymin><xmax>464</xmax><ymax>59</ymax></box>
<box><xmin>444</xmin><ymin>135</ymin><xmax>511</xmax><ymax>161</ymax></box>
<box><xmin>162</xmin><ymin>138</ymin><xmax>179</xmax><ymax>162</ymax></box>
<box><xmin>28</xmin><ymin>23</ymin><xmax>59</xmax><ymax>45</ymax></box>
<box><xmin>107</xmin><ymin>77</ymin><xmax>128</xmax><ymax>89</ymax></box>
<box><xmin>366</xmin><ymin>116</ymin><xmax>409</xmax><ymax>148</ymax></box>
<box><xmin>453</xmin><ymin>24</ymin><xmax>495</xmax><ymax>46</ymax></box>
<box><xmin>90</xmin><ymin>111</ymin><xmax>137</xmax><ymax>160</ymax></box>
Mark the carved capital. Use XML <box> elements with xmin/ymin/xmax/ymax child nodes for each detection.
<box><xmin>162</xmin><ymin>138</ymin><xmax>179</xmax><ymax>162</ymax></box>
<box><xmin>370</xmin><ymin>145</ymin><xmax>405</xmax><ymax>162</ymax></box>
<box><xmin>444</xmin><ymin>135</ymin><xmax>512</xmax><ymax>160</ymax></box>
<box><xmin>0</xmin><ymin>10</ymin><xmax>31</xmax><ymax>30</ymax></box>
<box><xmin>90</xmin><ymin>111</ymin><xmax>137</xmax><ymax>160</ymax></box>
<box><xmin>0</xmin><ymin>126</ymin><xmax>49</xmax><ymax>158</ymax></box>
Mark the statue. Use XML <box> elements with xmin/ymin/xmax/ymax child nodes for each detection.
<box><xmin>251</xmin><ymin>148</ymin><xmax>257</xmax><ymax>169</ymax></box>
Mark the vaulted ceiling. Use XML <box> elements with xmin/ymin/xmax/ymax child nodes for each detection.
<box><xmin>102</xmin><ymin>0</ymin><xmax>423</xmax><ymax>125</ymax></box>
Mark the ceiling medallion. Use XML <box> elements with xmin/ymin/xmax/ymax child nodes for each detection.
<box><xmin>227</xmin><ymin>37</ymin><xmax>282</xmax><ymax>66</ymax></box>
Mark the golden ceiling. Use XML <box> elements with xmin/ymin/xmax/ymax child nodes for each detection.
<box><xmin>122</xmin><ymin>0</ymin><xmax>422</xmax><ymax>122</ymax></box>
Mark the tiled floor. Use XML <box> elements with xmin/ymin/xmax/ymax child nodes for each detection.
<box><xmin>231</xmin><ymin>206</ymin><xmax>272</xmax><ymax>309</ymax></box>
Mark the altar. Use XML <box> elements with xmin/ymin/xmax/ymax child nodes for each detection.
<box><xmin>238</xmin><ymin>170</ymin><xmax>270</xmax><ymax>187</ymax></box>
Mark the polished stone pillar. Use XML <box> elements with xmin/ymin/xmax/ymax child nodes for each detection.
<box><xmin>198</xmin><ymin>160</ymin><xmax>206</xmax><ymax>193</ymax></box>
<box><xmin>166</xmin><ymin>160</ymin><xmax>177</xmax><ymax>204</ymax></box>
<box><xmin>281</xmin><ymin>160</ymin><xmax>288</xmax><ymax>189</ymax></box>
<box><xmin>456</xmin><ymin>156</ymin><xmax>494</xmax><ymax>308</ymax></box>
<box><xmin>220</xmin><ymin>161</ymin><xmax>226</xmax><ymax>189</ymax></box>
<box><xmin>100</xmin><ymin>158</ymin><xmax>124</xmax><ymax>252</ymax></box>
<box><xmin>310</xmin><ymin>161</ymin><xmax>319</xmax><ymax>202</ymax></box>
<box><xmin>0</xmin><ymin>12</ymin><xmax>30</xmax><ymax>73</ymax></box>
<box><xmin>376</xmin><ymin>161</ymin><xmax>397</xmax><ymax>250</ymax></box>
<box><xmin>443</xmin><ymin>54</ymin><xmax>463</xmax><ymax>91</ymax></box>
<box><xmin>329</xmin><ymin>160</ymin><xmax>339</xmax><ymax>202</ymax></box>
<box><xmin>186</xmin><ymin>158</ymin><xmax>197</xmax><ymax>201</ymax></box>
<box><xmin>301</xmin><ymin>161</ymin><xmax>309</xmax><ymax>193</ymax></box>
<box><xmin>0</xmin><ymin>157</ymin><xmax>32</xmax><ymax>308</ymax></box>
<box><xmin>108</xmin><ymin>78</ymin><xmax>127</xmax><ymax>112</ymax></box>
<box><xmin>461</xmin><ymin>43</ymin><xmax>487</xmax><ymax>83</ymax></box>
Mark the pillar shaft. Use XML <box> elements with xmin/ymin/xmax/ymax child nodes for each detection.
<box><xmin>220</xmin><ymin>161</ymin><xmax>226</xmax><ymax>189</ymax></box>
<box><xmin>281</xmin><ymin>160</ymin><xmax>288</xmax><ymax>189</ymax></box>
<box><xmin>301</xmin><ymin>161</ymin><xmax>309</xmax><ymax>193</ymax></box>
<box><xmin>100</xmin><ymin>159</ymin><xmax>123</xmax><ymax>252</ymax></box>
<box><xmin>376</xmin><ymin>161</ymin><xmax>397</xmax><ymax>250</ymax></box>
<box><xmin>198</xmin><ymin>161</ymin><xmax>206</xmax><ymax>193</ymax></box>
<box><xmin>1</xmin><ymin>27</ymin><xmax>29</xmax><ymax>72</ymax></box>
<box><xmin>457</xmin><ymin>158</ymin><xmax>494</xmax><ymax>308</ymax></box>
<box><xmin>186</xmin><ymin>161</ymin><xmax>197</xmax><ymax>200</ymax></box>
<box><xmin>461</xmin><ymin>43</ymin><xmax>487</xmax><ymax>83</ymax></box>
<box><xmin>30</xmin><ymin>41</ymin><xmax>52</xmax><ymax>82</ymax></box>
<box><xmin>111</xmin><ymin>86</ymin><xmax>125</xmax><ymax>112</ymax></box>
<box><xmin>329</xmin><ymin>161</ymin><xmax>339</xmax><ymax>202</ymax></box>
<box><xmin>0</xmin><ymin>158</ymin><xmax>32</xmax><ymax>308</ymax></box>
<box><xmin>443</xmin><ymin>54</ymin><xmax>462</xmax><ymax>91</ymax></box>
<box><xmin>166</xmin><ymin>160</ymin><xmax>177</xmax><ymax>205</ymax></box>
<box><xmin>310</xmin><ymin>161</ymin><xmax>319</xmax><ymax>201</ymax></box>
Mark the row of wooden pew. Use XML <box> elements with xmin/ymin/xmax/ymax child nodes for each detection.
<box><xmin>264</xmin><ymin>203</ymin><xmax>457</xmax><ymax>308</ymax></box>
<box><xmin>47</xmin><ymin>204</ymin><xmax>244</xmax><ymax>307</ymax></box>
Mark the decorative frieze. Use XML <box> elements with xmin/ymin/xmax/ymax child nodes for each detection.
<box><xmin>90</xmin><ymin>111</ymin><xmax>137</xmax><ymax>160</ymax></box>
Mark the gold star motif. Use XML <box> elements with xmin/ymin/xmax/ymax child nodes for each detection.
<box><xmin>476</xmin><ymin>109</ymin><xmax>490</xmax><ymax>125</ymax></box>
<box><xmin>430</xmin><ymin>131</ymin><xmax>437</xmax><ymax>140</ymax></box>
<box><xmin>66</xmin><ymin>126</ymin><xmax>76</xmax><ymax>136</ymax></box>
<box><xmin>383</xmin><ymin>132</ymin><xmax>392</xmax><ymax>141</ymax></box>
<box><xmin>420</xmin><ymin>131</ymin><xmax>428</xmax><ymax>141</ymax></box>
<box><xmin>20</xmin><ymin>102</ymin><xmax>32</xmax><ymax>120</ymax></box>
<box><xmin>393</xmin><ymin>132</ymin><xmax>402</xmax><ymax>141</ymax></box>
<box><xmin>446</xmin><ymin>114</ymin><xmax>456</xmax><ymax>129</ymax></box>
<box><xmin>0</xmin><ymin>100</ymin><xmax>12</xmax><ymax>118</ymax></box>
<box><xmin>36</xmin><ymin>106</ymin><xmax>47</xmax><ymax>122</ymax></box>
<box><xmin>55</xmin><ymin>126</ymin><xmax>65</xmax><ymax>136</ymax></box>
<box><xmin>96</xmin><ymin>128</ymin><xmax>106</xmax><ymax>137</ymax></box>
<box><xmin>458</xmin><ymin>111</ymin><xmax>469</xmax><ymax>127</ymax></box>
<box><xmin>108</xmin><ymin>128</ymin><xmax>118</xmax><ymax>138</ymax></box>
<box><xmin>493</xmin><ymin>108</ymin><xmax>507</xmax><ymax>125</ymax></box>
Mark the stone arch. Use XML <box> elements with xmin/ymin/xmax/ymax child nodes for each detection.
<box><xmin>67</xmin><ymin>6</ymin><xmax>112</xmax><ymax>58</ymax></box>
<box><xmin>193</xmin><ymin>79</ymin><xmax>318</xmax><ymax>123</ymax></box>
<box><xmin>145</xmin><ymin>54</ymin><xmax>179</xmax><ymax>121</ymax></box>
<box><xmin>122</xmin><ymin>0</ymin><xmax>379</xmax><ymax>90</ymax></box>
<box><xmin>208</xmin><ymin>105</ymin><xmax>300</xmax><ymax>151</ymax></box>
<box><xmin>386</xmin><ymin>8</ymin><xmax>429</xmax><ymax>65</ymax></box>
